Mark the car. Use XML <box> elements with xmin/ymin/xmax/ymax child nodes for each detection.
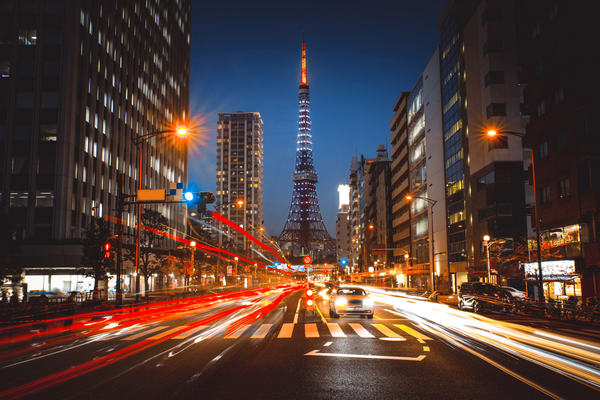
<box><xmin>329</xmin><ymin>286</ymin><xmax>374</xmax><ymax>319</ymax></box>
<box><xmin>501</xmin><ymin>286</ymin><xmax>527</xmax><ymax>300</ymax></box>
<box><xmin>458</xmin><ymin>282</ymin><xmax>510</xmax><ymax>313</ymax></box>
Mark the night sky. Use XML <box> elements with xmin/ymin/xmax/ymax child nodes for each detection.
<box><xmin>188</xmin><ymin>0</ymin><xmax>448</xmax><ymax>238</ymax></box>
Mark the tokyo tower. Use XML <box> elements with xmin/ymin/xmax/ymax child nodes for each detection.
<box><xmin>279</xmin><ymin>33</ymin><xmax>335</xmax><ymax>254</ymax></box>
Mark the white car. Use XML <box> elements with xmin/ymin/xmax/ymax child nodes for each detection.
<box><xmin>501</xmin><ymin>286</ymin><xmax>527</xmax><ymax>300</ymax></box>
<box><xmin>329</xmin><ymin>287</ymin><xmax>374</xmax><ymax>319</ymax></box>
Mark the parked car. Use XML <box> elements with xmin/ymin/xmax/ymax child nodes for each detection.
<box><xmin>458</xmin><ymin>282</ymin><xmax>510</xmax><ymax>313</ymax></box>
<box><xmin>501</xmin><ymin>286</ymin><xmax>527</xmax><ymax>300</ymax></box>
<box><xmin>329</xmin><ymin>286</ymin><xmax>374</xmax><ymax>319</ymax></box>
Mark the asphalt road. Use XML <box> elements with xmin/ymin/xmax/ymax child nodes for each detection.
<box><xmin>1</xmin><ymin>284</ymin><xmax>599</xmax><ymax>400</ymax></box>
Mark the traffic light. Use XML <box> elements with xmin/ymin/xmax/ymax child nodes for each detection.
<box><xmin>104</xmin><ymin>242</ymin><xmax>111</xmax><ymax>258</ymax></box>
<box><xmin>305</xmin><ymin>287</ymin><xmax>315</xmax><ymax>312</ymax></box>
<box><xmin>340</xmin><ymin>258</ymin><xmax>348</xmax><ymax>266</ymax></box>
<box><xmin>184</xmin><ymin>191</ymin><xmax>216</xmax><ymax>204</ymax></box>
<box><xmin>185</xmin><ymin>191</ymin><xmax>215</xmax><ymax>215</ymax></box>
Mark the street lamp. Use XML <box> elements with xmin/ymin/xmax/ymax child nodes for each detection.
<box><xmin>406</xmin><ymin>194</ymin><xmax>437</xmax><ymax>292</ymax></box>
<box><xmin>486</xmin><ymin>129</ymin><xmax>544</xmax><ymax>302</ymax></box>
<box><xmin>131</xmin><ymin>126</ymin><xmax>189</xmax><ymax>301</ymax></box>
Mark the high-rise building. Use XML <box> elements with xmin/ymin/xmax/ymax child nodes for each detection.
<box><xmin>389</xmin><ymin>92</ymin><xmax>411</xmax><ymax>279</ymax></box>
<box><xmin>1</xmin><ymin>1</ymin><xmax>191</xmax><ymax>292</ymax></box>
<box><xmin>279</xmin><ymin>35</ymin><xmax>334</xmax><ymax>255</ymax></box>
<box><xmin>364</xmin><ymin>145</ymin><xmax>391</xmax><ymax>274</ymax></box>
<box><xmin>215</xmin><ymin>111</ymin><xmax>264</xmax><ymax>252</ymax></box>
<box><xmin>439</xmin><ymin>0</ymin><xmax>528</xmax><ymax>285</ymax></box>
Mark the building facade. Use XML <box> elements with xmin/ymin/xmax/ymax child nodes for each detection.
<box><xmin>1</xmin><ymin>0</ymin><xmax>191</xmax><ymax>293</ymax></box>
<box><xmin>439</xmin><ymin>0</ymin><xmax>528</xmax><ymax>288</ymax></box>
<box><xmin>335</xmin><ymin>184</ymin><xmax>351</xmax><ymax>270</ymax></box>
<box><xmin>518</xmin><ymin>0</ymin><xmax>600</xmax><ymax>299</ymax></box>
<box><xmin>215</xmin><ymin>111</ymin><xmax>264</xmax><ymax>253</ymax></box>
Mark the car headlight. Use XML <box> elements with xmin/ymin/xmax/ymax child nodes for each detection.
<box><xmin>363</xmin><ymin>298</ymin><xmax>374</xmax><ymax>307</ymax></box>
<box><xmin>336</xmin><ymin>299</ymin><xmax>347</xmax><ymax>308</ymax></box>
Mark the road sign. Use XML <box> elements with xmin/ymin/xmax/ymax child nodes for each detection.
<box><xmin>303</xmin><ymin>255</ymin><xmax>312</xmax><ymax>264</ymax></box>
<box><xmin>219</xmin><ymin>273</ymin><xmax>224</xmax><ymax>278</ymax></box>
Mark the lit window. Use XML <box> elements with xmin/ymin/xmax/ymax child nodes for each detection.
<box><xmin>557</xmin><ymin>178</ymin><xmax>570</xmax><ymax>199</ymax></box>
<box><xmin>18</xmin><ymin>29</ymin><xmax>37</xmax><ymax>45</ymax></box>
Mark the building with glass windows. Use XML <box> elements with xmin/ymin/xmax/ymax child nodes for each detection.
<box><xmin>0</xmin><ymin>1</ymin><xmax>191</xmax><ymax>294</ymax></box>
<box><xmin>439</xmin><ymin>0</ymin><xmax>528</xmax><ymax>286</ymax></box>
<box><xmin>215</xmin><ymin>111</ymin><xmax>264</xmax><ymax>253</ymax></box>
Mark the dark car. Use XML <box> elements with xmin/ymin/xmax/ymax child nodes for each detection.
<box><xmin>458</xmin><ymin>282</ymin><xmax>510</xmax><ymax>313</ymax></box>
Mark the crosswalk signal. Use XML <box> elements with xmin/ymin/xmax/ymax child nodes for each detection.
<box><xmin>104</xmin><ymin>242</ymin><xmax>111</xmax><ymax>258</ymax></box>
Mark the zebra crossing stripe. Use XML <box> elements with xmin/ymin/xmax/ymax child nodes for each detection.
<box><xmin>121</xmin><ymin>326</ymin><xmax>167</xmax><ymax>341</ymax></box>
<box><xmin>394</xmin><ymin>325</ymin><xmax>433</xmax><ymax>340</ymax></box>
<box><xmin>225</xmin><ymin>325</ymin><xmax>250</xmax><ymax>339</ymax></box>
<box><xmin>278</xmin><ymin>323</ymin><xmax>294</xmax><ymax>338</ymax></box>
<box><xmin>173</xmin><ymin>325</ymin><xmax>208</xmax><ymax>339</ymax></box>
<box><xmin>326</xmin><ymin>323</ymin><xmax>346</xmax><ymax>337</ymax></box>
<box><xmin>148</xmin><ymin>327</ymin><xmax>187</xmax><ymax>340</ymax></box>
<box><xmin>305</xmin><ymin>323</ymin><xmax>319</xmax><ymax>338</ymax></box>
<box><xmin>349</xmin><ymin>323</ymin><xmax>375</xmax><ymax>338</ymax></box>
<box><xmin>373</xmin><ymin>324</ymin><xmax>405</xmax><ymax>339</ymax></box>
<box><xmin>251</xmin><ymin>324</ymin><xmax>273</xmax><ymax>338</ymax></box>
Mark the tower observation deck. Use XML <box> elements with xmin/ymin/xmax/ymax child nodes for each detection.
<box><xmin>279</xmin><ymin>33</ymin><xmax>335</xmax><ymax>254</ymax></box>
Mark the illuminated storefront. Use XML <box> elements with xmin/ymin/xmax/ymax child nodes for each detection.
<box><xmin>523</xmin><ymin>260</ymin><xmax>581</xmax><ymax>300</ymax></box>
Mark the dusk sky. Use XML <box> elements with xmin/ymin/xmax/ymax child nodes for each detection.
<box><xmin>188</xmin><ymin>0</ymin><xmax>448</xmax><ymax>237</ymax></box>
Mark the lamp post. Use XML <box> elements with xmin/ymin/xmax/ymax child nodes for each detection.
<box><xmin>213</xmin><ymin>200</ymin><xmax>243</xmax><ymax>286</ymax></box>
<box><xmin>406</xmin><ymin>195</ymin><xmax>437</xmax><ymax>292</ymax></box>
<box><xmin>486</xmin><ymin>129</ymin><xmax>544</xmax><ymax>302</ymax></box>
<box><xmin>131</xmin><ymin>126</ymin><xmax>188</xmax><ymax>301</ymax></box>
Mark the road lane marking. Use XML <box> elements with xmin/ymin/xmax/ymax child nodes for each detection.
<box><xmin>305</xmin><ymin>350</ymin><xmax>426</xmax><ymax>361</ymax></box>
<box><xmin>251</xmin><ymin>324</ymin><xmax>272</xmax><ymax>338</ymax></box>
<box><xmin>326</xmin><ymin>323</ymin><xmax>346</xmax><ymax>337</ymax></box>
<box><xmin>349</xmin><ymin>323</ymin><xmax>375</xmax><ymax>338</ymax></box>
<box><xmin>121</xmin><ymin>326</ymin><xmax>167</xmax><ymax>341</ymax></box>
<box><xmin>373</xmin><ymin>324</ymin><xmax>405</xmax><ymax>339</ymax></box>
<box><xmin>148</xmin><ymin>327</ymin><xmax>186</xmax><ymax>340</ymax></box>
<box><xmin>98</xmin><ymin>325</ymin><xmax>146</xmax><ymax>340</ymax></box>
<box><xmin>324</xmin><ymin>341</ymin><xmax>332</xmax><ymax>346</ymax></box>
<box><xmin>395</xmin><ymin>325</ymin><xmax>433</xmax><ymax>341</ymax></box>
<box><xmin>423</xmin><ymin>346</ymin><xmax>430</xmax><ymax>352</ymax></box>
<box><xmin>293</xmin><ymin>299</ymin><xmax>301</xmax><ymax>324</ymax></box>
<box><xmin>172</xmin><ymin>325</ymin><xmax>208</xmax><ymax>339</ymax></box>
<box><xmin>305</xmin><ymin>323</ymin><xmax>320</xmax><ymax>338</ymax></box>
<box><xmin>278</xmin><ymin>323</ymin><xmax>294</xmax><ymax>338</ymax></box>
<box><xmin>225</xmin><ymin>325</ymin><xmax>250</xmax><ymax>339</ymax></box>
<box><xmin>315</xmin><ymin>302</ymin><xmax>328</xmax><ymax>323</ymax></box>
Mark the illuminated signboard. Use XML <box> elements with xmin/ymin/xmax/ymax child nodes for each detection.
<box><xmin>523</xmin><ymin>260</ymin><xmax>576</xmax><ymax>280</ymax></box>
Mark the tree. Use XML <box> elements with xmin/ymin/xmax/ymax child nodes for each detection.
<box><xmin>0</xmin><ymin>200</ymin><xmax>22</xmax><ymax>284</ymax></box>
<box><xmin>498</xmin><ymin>235</ymin><xmax>563</xmax><ymax>280</ymax></box>
<box><xmin>79</xmin><ymin>217</ymin><xmax>115</xmax><ymax>297</ymax></box>
<box><xmin>126</xmin><ymin>208</ymin><xmax>168</xmax><ymax>292</ymax></box>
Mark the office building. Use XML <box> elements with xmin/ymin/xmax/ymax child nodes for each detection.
<box><xmin>0</xmin><ymin>0</ymin><xmax>191</xmax><ymax>292</ymax></box>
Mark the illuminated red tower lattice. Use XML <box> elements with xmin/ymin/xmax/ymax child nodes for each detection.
<box><xmin>279</xmin><ymin>33</ymin><xmax>335</xmax><ymax>254</ymax></box>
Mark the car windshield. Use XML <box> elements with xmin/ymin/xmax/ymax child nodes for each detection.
<box><xmin>337</xmin><ymin>288</ymin><xmax>366</xmax><ymax>296</ymax></box>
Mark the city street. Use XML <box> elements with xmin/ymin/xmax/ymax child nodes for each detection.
<box><xmin>1</xmin><ymin>284</ymin><xmax>599</xmax><ymax>399</ymax></box>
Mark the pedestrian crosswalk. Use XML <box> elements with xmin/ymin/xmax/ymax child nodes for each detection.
<box><xmin>104</xmin><ymin>322</ymin><xmax>434</xmax><ymax>342</ymax></box>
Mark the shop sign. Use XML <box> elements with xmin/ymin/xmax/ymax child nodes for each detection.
<box><xmin>523</xmin><ymin>260</ymin><xmax>576</xmax><ymax>279</ymax></box>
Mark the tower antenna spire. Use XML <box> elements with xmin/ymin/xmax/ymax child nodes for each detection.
<box><xmin>280</xmin><ymin>33</ymin><xmax>334</xmax><ymax>255</ymax></box>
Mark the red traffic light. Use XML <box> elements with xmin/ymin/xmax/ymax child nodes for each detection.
<box><xmin>104</xmin><ymin>242</ymin><xmax>111</xmax><ymax>258</ymax></box>
<box><xmin>305</xmin><ymin>287</ymin><xmax>315</xmax><ymax>310</ymax></box>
